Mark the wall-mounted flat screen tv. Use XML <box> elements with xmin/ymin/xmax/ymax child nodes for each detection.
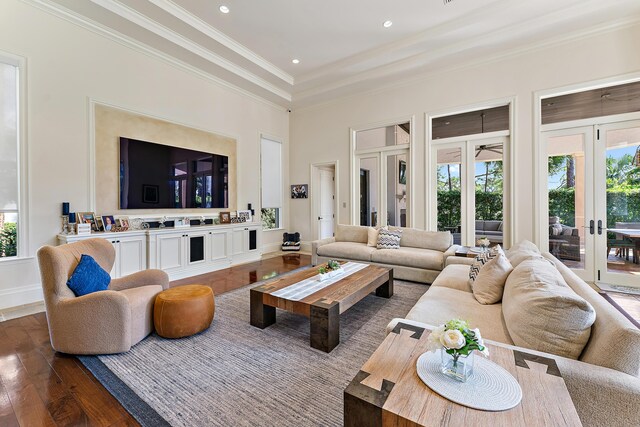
<box><xmin>119</xmin><ymin>137</ymin><xmax>228</xmax><ymax>209</ymax></box>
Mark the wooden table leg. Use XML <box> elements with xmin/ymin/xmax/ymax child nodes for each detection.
<box><xmin>250</xmin><ymin>288</ymin><xmax>275</xmax><ymax>329</ymax></box>
<box><xmin>375</xmin><ymin>270</ymin><xmax>394</xmax><ymax>298</ymax></box>
<box><xmin>310</xmin><ymin>299</ymin><xmax>339</xmax><ymax>353</ymax></box>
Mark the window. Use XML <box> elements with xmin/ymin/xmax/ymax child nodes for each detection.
<box><xmin>260</xmin><ymin>136</ymin><xmax>282</xmax><ymax>230</ymax></box>
<box><xmin>0</xmin><ymin>60</ymin><xmax>19</xmax><ymax>258</ymax></box>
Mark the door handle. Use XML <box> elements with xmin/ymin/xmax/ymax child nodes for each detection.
<box><xmin>597</xmin><ymin>220</ymin><xmax>603</xmax><ymax>235</ymax></box>
<box><xmin>589</xmin><ymin>220</ymin><xmax>594</xmax><ymax>235</ymax></box>
<box><xmin>318</xmin><ymin>216</ymin><xmax>321</xmax><ymax>220</ymax></box>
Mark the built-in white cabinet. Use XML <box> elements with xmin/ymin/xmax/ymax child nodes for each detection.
<box><xmin>59</xmin><ymin>231</ymin><xmax>147</xmax><ymax>279</ymax></box>
<box><xmin>60</xmin><ymin>223</ymin><xmax>262</xmax><ymax>280</ymax></box>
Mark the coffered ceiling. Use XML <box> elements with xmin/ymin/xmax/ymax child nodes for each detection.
<box><xmin>38</xmin><ymin>0</ymin><xmax>640</xmax><ymax>107</ymax></box>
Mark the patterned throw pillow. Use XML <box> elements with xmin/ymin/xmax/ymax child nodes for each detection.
<box><xmin>468</xmin><ymin>245</ymin><xmax>503</xmax><ymax>284</ymax></box>
<box><xmin>377</xmin><ymin>228</ymin><xmax>402</xmax><ymax>249</ymax></box>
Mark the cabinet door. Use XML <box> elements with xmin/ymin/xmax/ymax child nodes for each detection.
<box><xmin>118</xmin><ymin>237</ymin><xmax>147</xmax><ymax>277</ymax></box>
<box><xmin>232</xmin><ymin>228</ymin><xmax>246</xmax><ymax>256</ymax></box>
<box><xmin>107</xmin><ymin>239</ymin><xmax>118</xmax><ymax>277</ymax></box>
<box><xmin>187</xmin><ymin>232</ymin><xmax>207</xmax><ymax>265</ymax></box>
<box><xmin>157</xmin><ymin>233</ymin><xmax>185</xmax><ymax>271</ymax></box>
<box><xmin>210</xmin><ymin>230</ymin><xmax>230</xmax><ymax>261</ymax></box>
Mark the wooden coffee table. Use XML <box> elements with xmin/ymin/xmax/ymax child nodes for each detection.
<box><xmin>250</xmin><ymin>263</ymin><xmax>393</xmax><ymax>353</ymax></box>
<box><xmin>344</xmin><ymin>321</ymin><xmax>582</xmax><ymax>426</ymax></box>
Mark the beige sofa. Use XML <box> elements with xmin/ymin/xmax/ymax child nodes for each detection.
<box><xmin>387</xmin><ymin>243</ymin><xmax>640</xmax><ymax>427</ymax></box>
<box><xmin>37</xmin><ymin>238</ymin><xmax>169</xmax><ymax>355</ymax></box>
<box><xmin>312</xmin><ymin>224</ymin><xmax>456</xmax><ymax>284</ymax></box>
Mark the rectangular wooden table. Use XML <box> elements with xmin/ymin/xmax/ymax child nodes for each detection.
<box><xmin>344</xmin><ymin>321</ymin><xmax>582</xmax><ymax>426</ymax></box>
<box><xmin>250</xmin><ymin>263</ymin><xmax>393</xmax><ymax>353</ymax></box>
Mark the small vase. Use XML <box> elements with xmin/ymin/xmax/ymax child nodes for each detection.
<box><xmin>441</xmin><ymin>349</ymin><xmax>475</xmax><ymax>382</ymax></box>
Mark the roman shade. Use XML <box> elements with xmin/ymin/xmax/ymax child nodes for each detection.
<box><xmin>260</xmin><ymin>137</ymin><xmax>282</xmax><ymax>209</ymax></box>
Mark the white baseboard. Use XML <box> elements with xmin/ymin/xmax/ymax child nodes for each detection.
<box><xmin>0</xmin><ymin>284</ymin><xmax>44</xmax><ymax>310</ymax></box>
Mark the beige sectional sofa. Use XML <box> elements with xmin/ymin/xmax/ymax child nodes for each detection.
<box><xmin>312</xmin><ymin>224</ymin><xmax>456</xmax><ymax>284</ymax></box>
<box><xmin>387</xmin><ymin>242</ymin><xmax>640</xmax><ymax>427</ymax></box>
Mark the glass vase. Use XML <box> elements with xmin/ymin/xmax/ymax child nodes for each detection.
<box><xmin>441</xmin><ymin>349</ymin><xmax>475</xmax><ymax>382</ymax></box>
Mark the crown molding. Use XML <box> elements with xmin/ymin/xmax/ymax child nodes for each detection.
<box><xmin>23</xmin><ymin>0</ymin><xmax>290</xmax><ymax>109</ymax></box>
<box><xmin>292</xmin><ymin>16</ymin><xmax>640</xmax><ymax>110</ymax></box>
<box><xmin>88</xmin><ymin>0</ymin><xmax>291</xmax><ymax>101</ymax></box>
<box><xmin>293</xmin><ymin>16</ymin><xmax>640</xmax><ymax>109</ymax></box>
<box><xmin>148</xmin><ymin>0</ymin><xmax>294</xmax><ymax>85</ymax></box>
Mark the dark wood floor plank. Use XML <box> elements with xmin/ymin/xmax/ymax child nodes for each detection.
<box><xmin>0</xmin><ymin>254</ymin><xmax>311</xmax><ymax>427</ymax></box>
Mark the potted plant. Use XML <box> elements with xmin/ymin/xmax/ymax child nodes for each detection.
<box><xmin>317</xmin><ymin>260</ymin><xmax>343</xmax><ymax>281</ymax></box>
<box><xmin>426</xmin><ymin>319</ymin><xmax>489</xmax><ymax>382</ymax></box>
<box><xmin>476</xmin><ymin>236</ymin><xmax>491</xmax><ymax>251</ymax></box>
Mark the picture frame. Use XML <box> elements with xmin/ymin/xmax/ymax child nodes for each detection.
<box><xmin>77</xmin><ymin>212</ymin><xmax>100</xmax><ymax>232</ymax></box>
<box><xmin>101</xmin><ymin>215</ymin><xmax>116</xmax><ymax>231</ymax></box>
<box><xmin>219</xmin><ymin>211</ymin><xmax>231</xmax><ymax>224</ymax></box>
<box><xmin>118</xmin><ymin>217</ymin><xmax>130</xmax><ymax>228</ymax></box>
<box><xmin>399</xmin><ymin>160</ymin><xmax>407</xmax><ymax>185</ymax></box>
<box><xmin>237</xmin><ymin>210</ymin><xmax>252</xmax><ymax>223</ymax></box>
<box><xmin>142</xmin><ymin>184</ymin><xmax>160</xmax><ymax>204</ymax></box>
<box><xmin>291</xmin><ymin>184</ymin><xmax>308</xmax><ymax>199</ymax></box>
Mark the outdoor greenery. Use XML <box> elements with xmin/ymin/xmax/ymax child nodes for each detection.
<box><xmin>261</xmin><ymin>208</ymin><xmax>278</xmax><ymax>230</ymax></box>
<box><xmin>0</xmin><ymin>223</ymin><xmax>17</xmax><ymax>258</ymax></box>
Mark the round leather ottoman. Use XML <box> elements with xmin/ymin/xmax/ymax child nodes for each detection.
<box><xmin>154</xmin><ymin>285</ymin><xmax>215</xmax><ymax>338</ymax></box>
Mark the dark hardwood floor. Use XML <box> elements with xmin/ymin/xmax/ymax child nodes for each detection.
<box><xmin>0</xmin><ymin>253</ymin><xmax>311</xmax><ymax>427</ymax></box>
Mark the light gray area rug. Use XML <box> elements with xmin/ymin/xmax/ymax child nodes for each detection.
<box><xmin>81</xmin><ymin>279</ymin><xmax>426</xmax><ymax>426</ymax></box>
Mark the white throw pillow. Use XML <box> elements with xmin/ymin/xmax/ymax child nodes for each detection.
<box><xmin>471</xmin><ymin>251</ymin><xmax>513</xmax><ymax>304</ymax></box>
<box><xmin>502</xmin><ymin>257</ymin><xmax>596</xmax><ymax>359</ymax></box>
<box><xmin>468</xmin><ymin>245</ymin><xmax>503</xmax><ymax>284</ymax></box>
<box><xmin>506</xmin><ymin>240</ymin><xmax>546</xmax><ymax>267</ymax></box>
<box><xmin>367</xmin><ymin>227</ymin><xmax>381</xmax><ymax>247</ymax></box>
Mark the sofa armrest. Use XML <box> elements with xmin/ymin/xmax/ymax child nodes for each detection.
<box><xmin>110</xmin><ymin>269</ymin><xmax>170</xmax><ymax>291</ymax></box>
<box><xmin>311</xmin><ymin>237</ymin><xmax>336</xmax><ymax>265</ymax></box>
<box><xmin>50</xmin><ymin>291</ymin><xmax>132</xmax><ymax>354</ymax></box>
<box><xmin>443</xmin><ymin>245</ymin><xmax>461</xmax><ymax>265</ymax></box>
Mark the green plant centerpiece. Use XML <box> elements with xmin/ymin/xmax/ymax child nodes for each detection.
<box><xmin>426</xmin><ymin>319</ymin><xmax>489</xmax><ymax>382</ymax></box>
<box><xmin>317</xmin><ymin>260</ymin><xmax>343</xmax><ymax>280</ymax></box>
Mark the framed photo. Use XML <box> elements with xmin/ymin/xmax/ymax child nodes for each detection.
<box><xmin>291</xmin><ymin>184</ymin><xmax>308</xmax><ymax>199</ymax></box>
<box><xmin>399</xmin><ymin>160</ymin><xmax>407</xmax><ymax>185</ymax></box>
<box><xmin>118</xmin><ymin>217</ymin><xmax>130</xmax><ymax>228</ymax></box>
<box><xmin>77</xmin><ymin>212</ymin><xmax>100</xmax><ymax>232</ymax></box>
<box><xmin>101</xmin><ymin>215</ymin><xmax>116</xmax><ymax>231</ymax></box>
<box><xmin>237</xmin><ymin>210</ymin><xmax>252</xmax><ymax>223</ymax></box>
<box><xmin>219</xmin><ymin>211</ymin><xmax>231</xmax><ymax>224</ymax></box>
<box><xmin>142</xmin><ymin>184</ymin><xmax>159</xmax><ymax>204</ymax></box>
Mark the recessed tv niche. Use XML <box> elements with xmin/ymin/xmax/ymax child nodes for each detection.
<box><xmin>119</xmin><ymin>137</ymin><xmax>229</xmax><ymax>209</ymax></box>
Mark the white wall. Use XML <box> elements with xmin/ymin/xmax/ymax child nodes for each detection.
<box><xmin>0</xmin><ymin>0</ymin><xmax>289</xmax><ymax>309</ymax></box>
<box><xmin>290</xmin><ymin>23</ymin><xmax>640</xmax><ymax>245</ymax></box>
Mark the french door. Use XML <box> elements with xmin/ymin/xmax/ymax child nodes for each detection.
<box><xmin>542</xmin><ymin>120</ymin><xmax>640</xmax><ymax>286</ymax></box>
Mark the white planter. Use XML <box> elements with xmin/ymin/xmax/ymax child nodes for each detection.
<box><xmin>318</xmin><ymin>267</ymin><xmax>344</xmax><ymax>281</ymax></box>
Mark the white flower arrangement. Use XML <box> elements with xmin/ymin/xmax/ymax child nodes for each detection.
<box><xmin>477</xmin><ymin>237</ymin><xmax>491</xmax><ymax>248</ymax></box>
<box><xmin>427</xmin><ymin>319</ymin><xmax>489</xmax><ymax>358</ymax></box>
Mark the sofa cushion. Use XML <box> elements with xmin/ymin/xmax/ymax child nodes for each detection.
<box><xmin>393</xmin><ymin>228</ymin><xmax>452</xmax><ymax>252</ymax></box>
<box><xmin>316</xmin><ymin>242</ymin><xmax>375</xmax><ymax>262</ymax></box>
<box><xmin>544</xmin><ymin>253</ymin><xmax>640</xmax><ymax>377</ymax></box>
<box><xmin>371</xmin><ymin>247</ymin><xmax>444</xmax><ymax>271</ymax></box>
<box><xmin>430</xmin><ymin>264</ymin><xmax>473</xmax><ymax>293</ymax></box>
<box><xmin>484</xmin><ymin>220</ymin><xmax>502</xmax><ymax>232</ymax></box>
<box><xmin>471</xmin><ymin>251</ymin><xmax>513</xmax><ymax>305</ymax></box>
<box><xmin>475</xmin><ymin>220</ymin><xmax>484</xmax><ymax>231</ymax></box>
<box><xmin>335</xmin><ymin>224</ymin><xmax>368</xmax><ymax>243</ymax></box>
<box><xmin>506</xmin><ymin>240</ymin><xmax>546</xmax><ymax>267</ymax></box>
<box><xmin>503</xmin><ymin>258</ymin><xmax>596</xmax><ymax>359</ymax></box>
<box><xmin>377</xmin><ymin>228</ymin><xmax>402</xmax><ymax>249</ymax></box>
<box><xmin>405</xmin><ymin>286</ymin><xmax>513</xmax><ymax>344</ymax></box>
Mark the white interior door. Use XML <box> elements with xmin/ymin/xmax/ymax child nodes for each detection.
<box><xmin>596</xmin><ymin>120</ymin><xmax>640</xmax><ymax>287</ymax></box>
<box><xmin>318</xmin><ymin>168</ymin><xmax>335</xmax><ymax>239</ymax></box>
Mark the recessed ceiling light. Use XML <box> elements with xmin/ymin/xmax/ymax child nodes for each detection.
<box><xmin>219</xmin><ymin>5</ymin><xmax>229</xmax><ymax>14</ymax></box>
<box><xmin>383</xmin><ymin>20</ymin><xmax>393</xmax><ymax>28</ymax></box>
<box><xmin>292</xmin><ymin>59</ymin><xmax>300</xmax><ymax>64</ymax></box>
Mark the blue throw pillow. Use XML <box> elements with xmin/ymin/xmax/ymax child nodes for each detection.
<box><xmin>66</xmin><ymin>254</ymin><xmax>111</xmax><ymax>297</ymax></box>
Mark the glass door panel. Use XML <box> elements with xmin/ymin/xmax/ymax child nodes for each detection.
<box><xmin>436</xmin><ymin>147</ymin><xmax>462</xmax><ymax>244</ymax></box>
<box><xmin>384</xmin><ymin>152</ymin><xmax>408</xmax><ymax>227</ymax></box>
<box><xmin>358</xmin><ymin>156</ymin><xmax>379</xmax><ymax>227</ymax></box>
<box><xmin>599</xmin><ymin>122</ymin><xmax>640</xmax><ymax>285</ymax></box>
<box><xmin>543</xmin><ymin>128</ymin><xmax>594</xmax><ymax>281</ymax></box>
<box><xmin>474</xmin><ymin>142</ymin><xmax>504</xmax><ymax>246</ymax></box>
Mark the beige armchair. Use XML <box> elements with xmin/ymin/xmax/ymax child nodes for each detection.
<box><xmin>37</xmin><ymin>238</ymin><xmax>169</xmax><ymax>355</ymax></box>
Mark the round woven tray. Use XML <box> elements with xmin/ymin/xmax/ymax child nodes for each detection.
<box><xmin>416</xmin><ymin>351</ymin><xmax>522</xmax><ymax>412</ymax></box>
